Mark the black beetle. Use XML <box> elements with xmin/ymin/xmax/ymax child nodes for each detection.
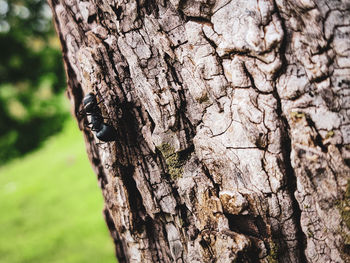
<box><xmin>83</xmin><ymin>92</ymin><xmax>117</xmax><ymax>142</ymax></box>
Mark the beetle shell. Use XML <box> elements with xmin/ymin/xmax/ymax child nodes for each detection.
<box><xmin>96</xmin><ymin>124</ymin><xmax>117</xmax><ymax>142</ymax></box>
<box><xmin>83</xmin><ymin>93</ymin><xmax>98</xmax><ymax>113</ymax></box>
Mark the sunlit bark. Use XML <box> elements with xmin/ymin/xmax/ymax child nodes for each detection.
<box><xmin>49</xmin><ymin>0</ymin><xmax>350</xmax><ymax>262</ymax></box>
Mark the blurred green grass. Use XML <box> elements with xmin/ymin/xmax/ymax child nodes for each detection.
<box><xmin>0</xmin><ymin>117</ymin><xmax>116</xmax><ymax>263</ymax></box>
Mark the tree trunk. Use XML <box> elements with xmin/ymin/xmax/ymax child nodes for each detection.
<box><xmin>49</xmin><ymin>0</ymin><xmax>350</xmax><ymax>262</ymax></box>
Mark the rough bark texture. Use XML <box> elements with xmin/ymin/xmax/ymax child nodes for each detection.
<box><xmin>49</xmin><ymin>0</ymin><xmax>350</xmax><ymax>262</ymax></box>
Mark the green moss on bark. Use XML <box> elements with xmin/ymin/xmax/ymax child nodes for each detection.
<box><xmin>337</xmin><ymin>181</ymin><xmax>350</xmax><ymax>230</ymax></box>
<box><xmin>336</xmin><ymin>180</ymin><xmax>350</xmax><ymax>261</ymax></box>
<box><xmin>267</xmin><ymin>241</ymin><xmax>279</xmax><ymax>263</ymax></box>
<box><xmin>157</xmin><ymin>143</ymin><xmax>185</xmax><ymax>179</ymax></box>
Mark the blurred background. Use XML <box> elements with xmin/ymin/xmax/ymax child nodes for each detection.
<box><xmin>0</xmin><ymin>0</ymin><xmax>115</xmax><ymax>262</ymax></box>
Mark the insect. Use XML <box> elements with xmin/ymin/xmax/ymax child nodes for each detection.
<box><xmin>83</xmin><ymin>92</ymin><xmax>117</xmax><ymax>142</ymax></box>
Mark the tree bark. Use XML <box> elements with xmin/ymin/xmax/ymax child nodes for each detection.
<box><xmin>49</xmin><ymin>0</ymin><xmax>350</xmax><ymax>262</ymax></box>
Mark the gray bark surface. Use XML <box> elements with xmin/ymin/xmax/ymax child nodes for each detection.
<box><xmin>49</xmin><ymin>0</ymin><xmax>350</xmax><ymax>262</ymax></box>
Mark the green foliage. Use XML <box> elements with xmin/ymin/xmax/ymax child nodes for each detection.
<box><xmin>0</xmin><ymin>118</ymin><xmax>116</xmax><ymax>263</ymax></box>
<box><xmin>0</xmin><ymin>0</ymin><xmax>67</xmax><ymax>165</ymax></box>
